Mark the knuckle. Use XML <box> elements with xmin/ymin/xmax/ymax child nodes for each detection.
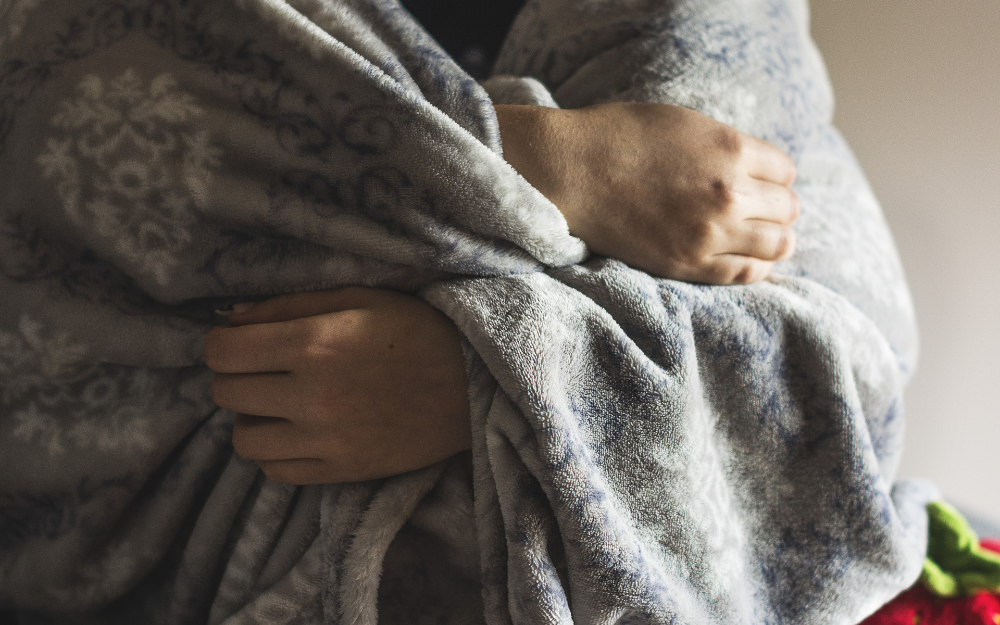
<box><xmin>339</xmin><ymin>309</ymin><xmax>377</xmax><ymax>348</ymax></box>
<box><xmin>714</xmin><ymin>126</ymin><xmax>744</xmax><ymax>155</ymax></box>
<box><xmin>298</xmin><ymin>320</ymin><xmax>337</xmax><ymax>359</ymax></box>
<box><xmin>709</xmin><ymin>178</ymin><xmax>746</xmax><ymax>218</ymax></box>
<box><xmin>776</xmin><ymin>229</ymin><xmax>796</xmax><ymax>259</ymax></box>
<box><xmin>299</xmin><ymin>332</ymin><xmax>331</xmax><ymax>362</ymax></box>
<box><xmin>753</xmin><ymin>226</ymin><xmax>782</xmax><ymax>260</ymax></box>
<box><xmin>709</xmin><ymin>178</ymin><xmax>736</xmax><ymax>209</ymax></box>
<box><xmin>301</xmin><ymin>310</ymin><xmax>368</xmax><ymax>359</ymax></box>
<box><xmin>732</xmin><ymin>261</ymin><xmax>772</xmax><ymax>285</ymax></box>
<box><xmin>698</xmin><ymin>263</ymin><xmax>733</xmax><ymax>286</ymax></box>
<box><xmin>732</xmin><ymin>263</ymin><xmax>756</xmax><ymax>285</ymax></box>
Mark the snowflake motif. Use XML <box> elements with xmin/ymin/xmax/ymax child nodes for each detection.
<box><xmin>1</xmin><ymin>316</ymin><xmax>159</xmax><ymax>456</ymax></box>
<box><xmin>37</xmin><ymin>69</ymin><xmax>221</xmax><ymax>285</ymax></box>
<box><xmin>0</xmin><ymin>316</ymin><xmax>89</xmax><ymax>404</ymax></box>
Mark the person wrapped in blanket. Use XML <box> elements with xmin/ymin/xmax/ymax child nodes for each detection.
<box><xmin>204</xmin><ymin>6</ymin><xmax>1000</xmax><ymax>622</ymax></box>
<box><xmin>204</xmin><ymin>2</ymin><xmax>802</xmax><ymax>488</ymax></box>
<box><xmin>0</xmin><ymin>0</ymin><xmax>995</xmax><ymax>623</ymax></box>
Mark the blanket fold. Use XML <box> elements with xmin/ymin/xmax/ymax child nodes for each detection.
<box><xmin>0</xmin><ymin>0</ymin><xmax>934</xmax><ymax>623</ymax></box>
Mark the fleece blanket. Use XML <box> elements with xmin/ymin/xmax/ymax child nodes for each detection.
<box><xmin>0</xmin><ymin>0</ymin><xmax>936</xmax><ymax>623</ymax></box>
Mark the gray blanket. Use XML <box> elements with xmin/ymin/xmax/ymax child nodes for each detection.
<box><xmin>0</xmin><ymin>0</ymin><xmax>936</xmax><ymax>623</ymax></box>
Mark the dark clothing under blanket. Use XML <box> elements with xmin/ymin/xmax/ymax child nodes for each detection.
<box><xmin>400</xmin><ymin>0</ymin><xmax>529</xmax><ymax>78</ymax></box>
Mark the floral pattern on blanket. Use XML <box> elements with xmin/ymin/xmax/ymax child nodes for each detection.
<box><xmin>2</xmin><ymin>316</ymin><xmax>162</xmax><ymax>456</ymax></box>
<box><xmin>37</xmin><ymin>69</ymin><xmax>219</xmax><ymax>285</ymax></box>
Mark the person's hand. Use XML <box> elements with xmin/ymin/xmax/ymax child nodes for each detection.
<box><xmin>494</xmin><ymin>102</ymin><xmax>799</xmax><ymax>284</ymax></box>
<box><xmin>203</xmin><ymin>288</ymin><xmax>472</xmax><ymax>484</ymax></box>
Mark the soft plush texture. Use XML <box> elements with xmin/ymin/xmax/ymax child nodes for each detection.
<box><xmin>0</xmin><ymin>0</ymin><xmax>935</xmax><ymax>623</ymax></box>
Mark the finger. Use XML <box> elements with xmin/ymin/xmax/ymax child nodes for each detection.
<box><xmin>736</xmin><ymin>179</ymin><xmax>800</xmax><ymax>224</ymax></box>
<box><xmin>743</xmin><ymin>137</ymin><xmax>797</xmax><ymax>186</ymax></box>
<box><xmin>232</xmin><ymin>414</ymin><xmax>316</xmax><ymax>462</ymax></box>
<box><xmin>701</xmin><ymin>256</ymin><xmax>776</xmax><ymax>285</ymax></box>
<box><xmin>257</xmin><ymin>458</ymin><xmax>342</xmax><ymax>485</ymax></box>
<box><xmin>724</xmin><ymin>221</ymin><xmax>796</xmax><ymax>262</ymax></box>
<box><xmin>211</xmin><ymin>372</ymin><xmax>298</xmax><ymax>417</ymax></box>
<box><xmin>225</xmin><ymin>287</ymin><xmax>391</xmax><ymax>326</ymax></box>
<box><xmin>204</xmin><ymin>321</ymin><xmax>305</xmax><ymax>373</ymax></box>
<box><xmin>258</xmin><ymin>454</ymin><xmax>408</xmax><ymax>484</ymax></box>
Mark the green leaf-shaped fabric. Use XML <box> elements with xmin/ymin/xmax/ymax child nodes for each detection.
<box><xmin>922</xmin><ymin>501</ymin><xmax>1000</xmax><ymax>597</ymax></box>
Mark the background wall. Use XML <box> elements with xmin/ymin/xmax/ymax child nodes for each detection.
<box><xmin>809</xmin><ymin>1</ymin><xmax>1000</xmax><ymax>519</ymax></box>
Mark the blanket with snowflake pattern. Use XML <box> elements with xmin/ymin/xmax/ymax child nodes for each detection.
<box><xmin>0</xmin><ymin>0</ymin><xmax>936</xmax><ymax>623</ymax></box>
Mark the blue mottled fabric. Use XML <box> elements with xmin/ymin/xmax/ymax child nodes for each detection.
<box><xmin>0</xmin><ymin>0</ymin><xmax>936</xmax><ymax>623</ymax></box>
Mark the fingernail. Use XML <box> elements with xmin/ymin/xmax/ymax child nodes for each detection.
<box><xmin>230</xmin><ymin>302</ymin><xmax>254</xmax><ymax>314</ymax></box>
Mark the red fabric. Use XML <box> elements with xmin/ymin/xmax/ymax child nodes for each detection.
<box><xmin>860</xmin><ymin>585</ymin><xmax>1000</xmax><ymax>625</ymax></box>
<box><xmin>860</xmin><ymin>541</ymin><xmax>1000</xmax><ymax>625</ymax></box>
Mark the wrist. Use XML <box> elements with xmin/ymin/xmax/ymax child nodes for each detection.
<box><xmin>494</xmin><ymin>104</ymin><xmax>584</xmax><ymax>230</ymax></box>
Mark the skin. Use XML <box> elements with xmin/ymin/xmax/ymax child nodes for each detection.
<box><xmin>205</xmin><ymin>288</ymin><xmax>471</xmax><ymax>484</ymax></box>
<box><xmin>205</xmin><ymin>102</ymin><xmax>800</xmax><ymax>484</ymax></box>
<box><xmin>494</xmin><ymin>103</ymin><xmax>799</xmax><ymax>284</ymax></box>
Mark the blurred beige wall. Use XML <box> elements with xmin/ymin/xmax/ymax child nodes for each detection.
<box><xmin>810</xmin><ymin>1</ymin><xmax>1000</xmax><ymax>519</ymax></box>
